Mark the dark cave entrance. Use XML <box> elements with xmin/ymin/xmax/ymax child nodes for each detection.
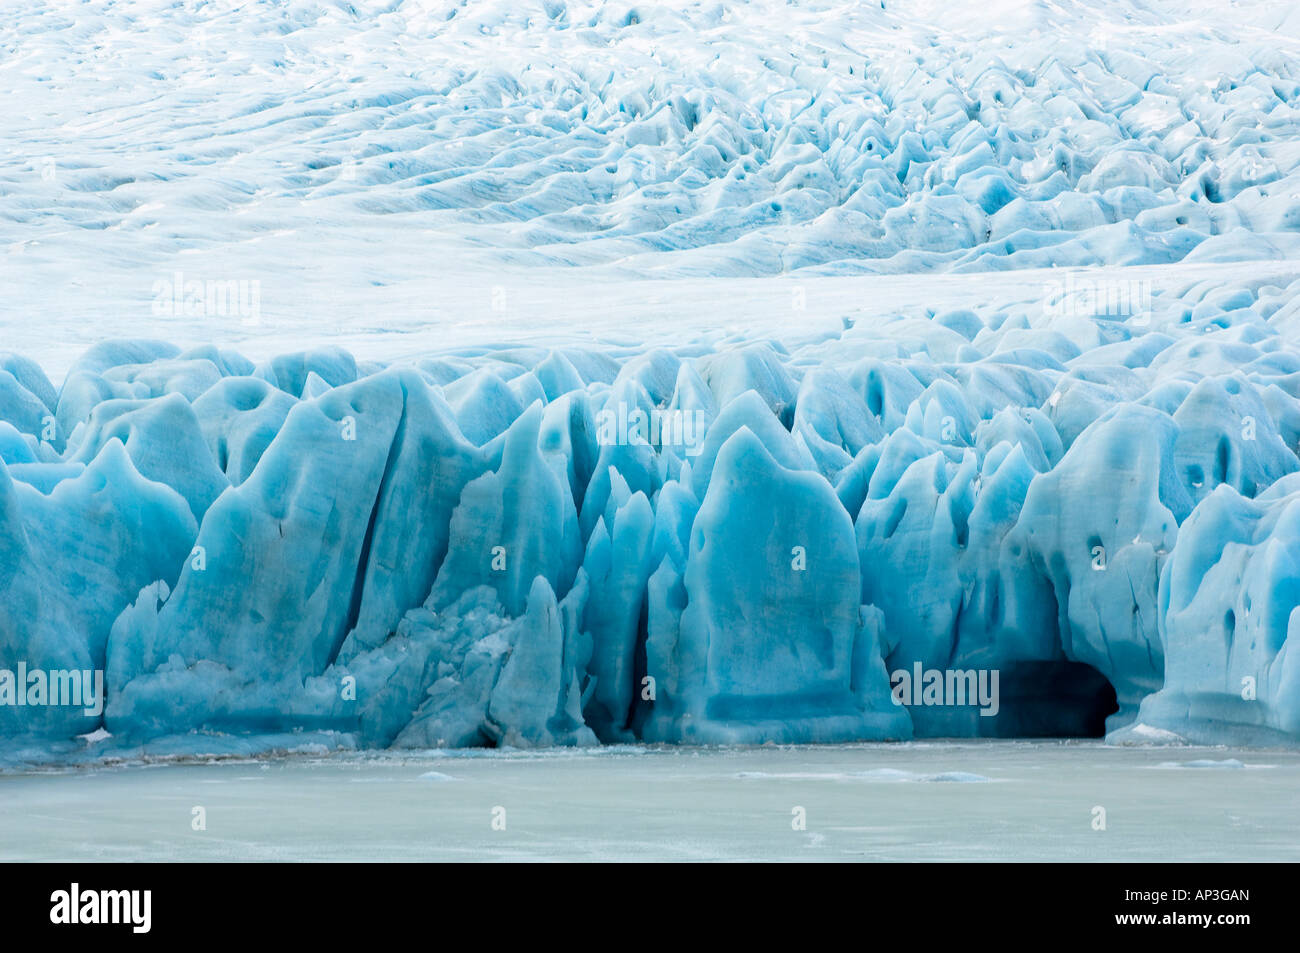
<box><xmin>904</xmin><ymin>660</ymin><xmax>1120</xmax><ymax>739</ymax></box>
<box><xmin>989</xmin><ymin>660</ymin><xmax>1120</xmax><ymax>738</ymax></box>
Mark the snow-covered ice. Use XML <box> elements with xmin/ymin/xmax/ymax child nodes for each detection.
<box><xmin>3</xmin><ymin>0</ymin><xmax>1300</xmax><ymax>370</ymax></box>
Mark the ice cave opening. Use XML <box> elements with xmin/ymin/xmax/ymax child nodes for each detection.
<box><xmin>987</xmin><ymin>661</ymin><xmax>1120</xmax><ymax>739</ymax></box>
<box><xmin>906</xmin><ymin>661</ymin><xmax>1121</xmax><ymax>740</ymax></box>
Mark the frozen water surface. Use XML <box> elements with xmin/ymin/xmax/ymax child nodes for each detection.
<box><xmin>2</xmin><ymin>743</ymin><xmax>1298</xmax><ymax>861</ymax></box>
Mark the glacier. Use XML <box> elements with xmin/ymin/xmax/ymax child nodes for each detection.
<box><xmin>3</xmin><ymin>0</ymin><xmax>1300</xmax><ymax>761</ymax></box>
<box><xmin>5</xmin><ymin>266</ymin><xmax>1300</xmax><ymax>755</ymax></box>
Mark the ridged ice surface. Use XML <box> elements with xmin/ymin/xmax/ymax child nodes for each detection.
<box><xmin>3</xmin><ymin>0</ymin><xmax>1300</xmax><ymax>291</ymax></box>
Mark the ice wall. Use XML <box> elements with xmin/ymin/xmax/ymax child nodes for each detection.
<box><xmin>4</xmin><ymin>276</ymin><xmax>1300</xmax><ymax>754</ymax></box>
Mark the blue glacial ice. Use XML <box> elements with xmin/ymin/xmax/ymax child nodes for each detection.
<box><xmin>3</xmin><ymin>269</ymin><xmax>1300</xmax><ymax>754</ymax></box>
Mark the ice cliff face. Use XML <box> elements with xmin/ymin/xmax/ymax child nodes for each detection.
<box><xmin>5</xmin><ymin>271</ymin><xmax>1300</xmax><ymax>751</ymax></box>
